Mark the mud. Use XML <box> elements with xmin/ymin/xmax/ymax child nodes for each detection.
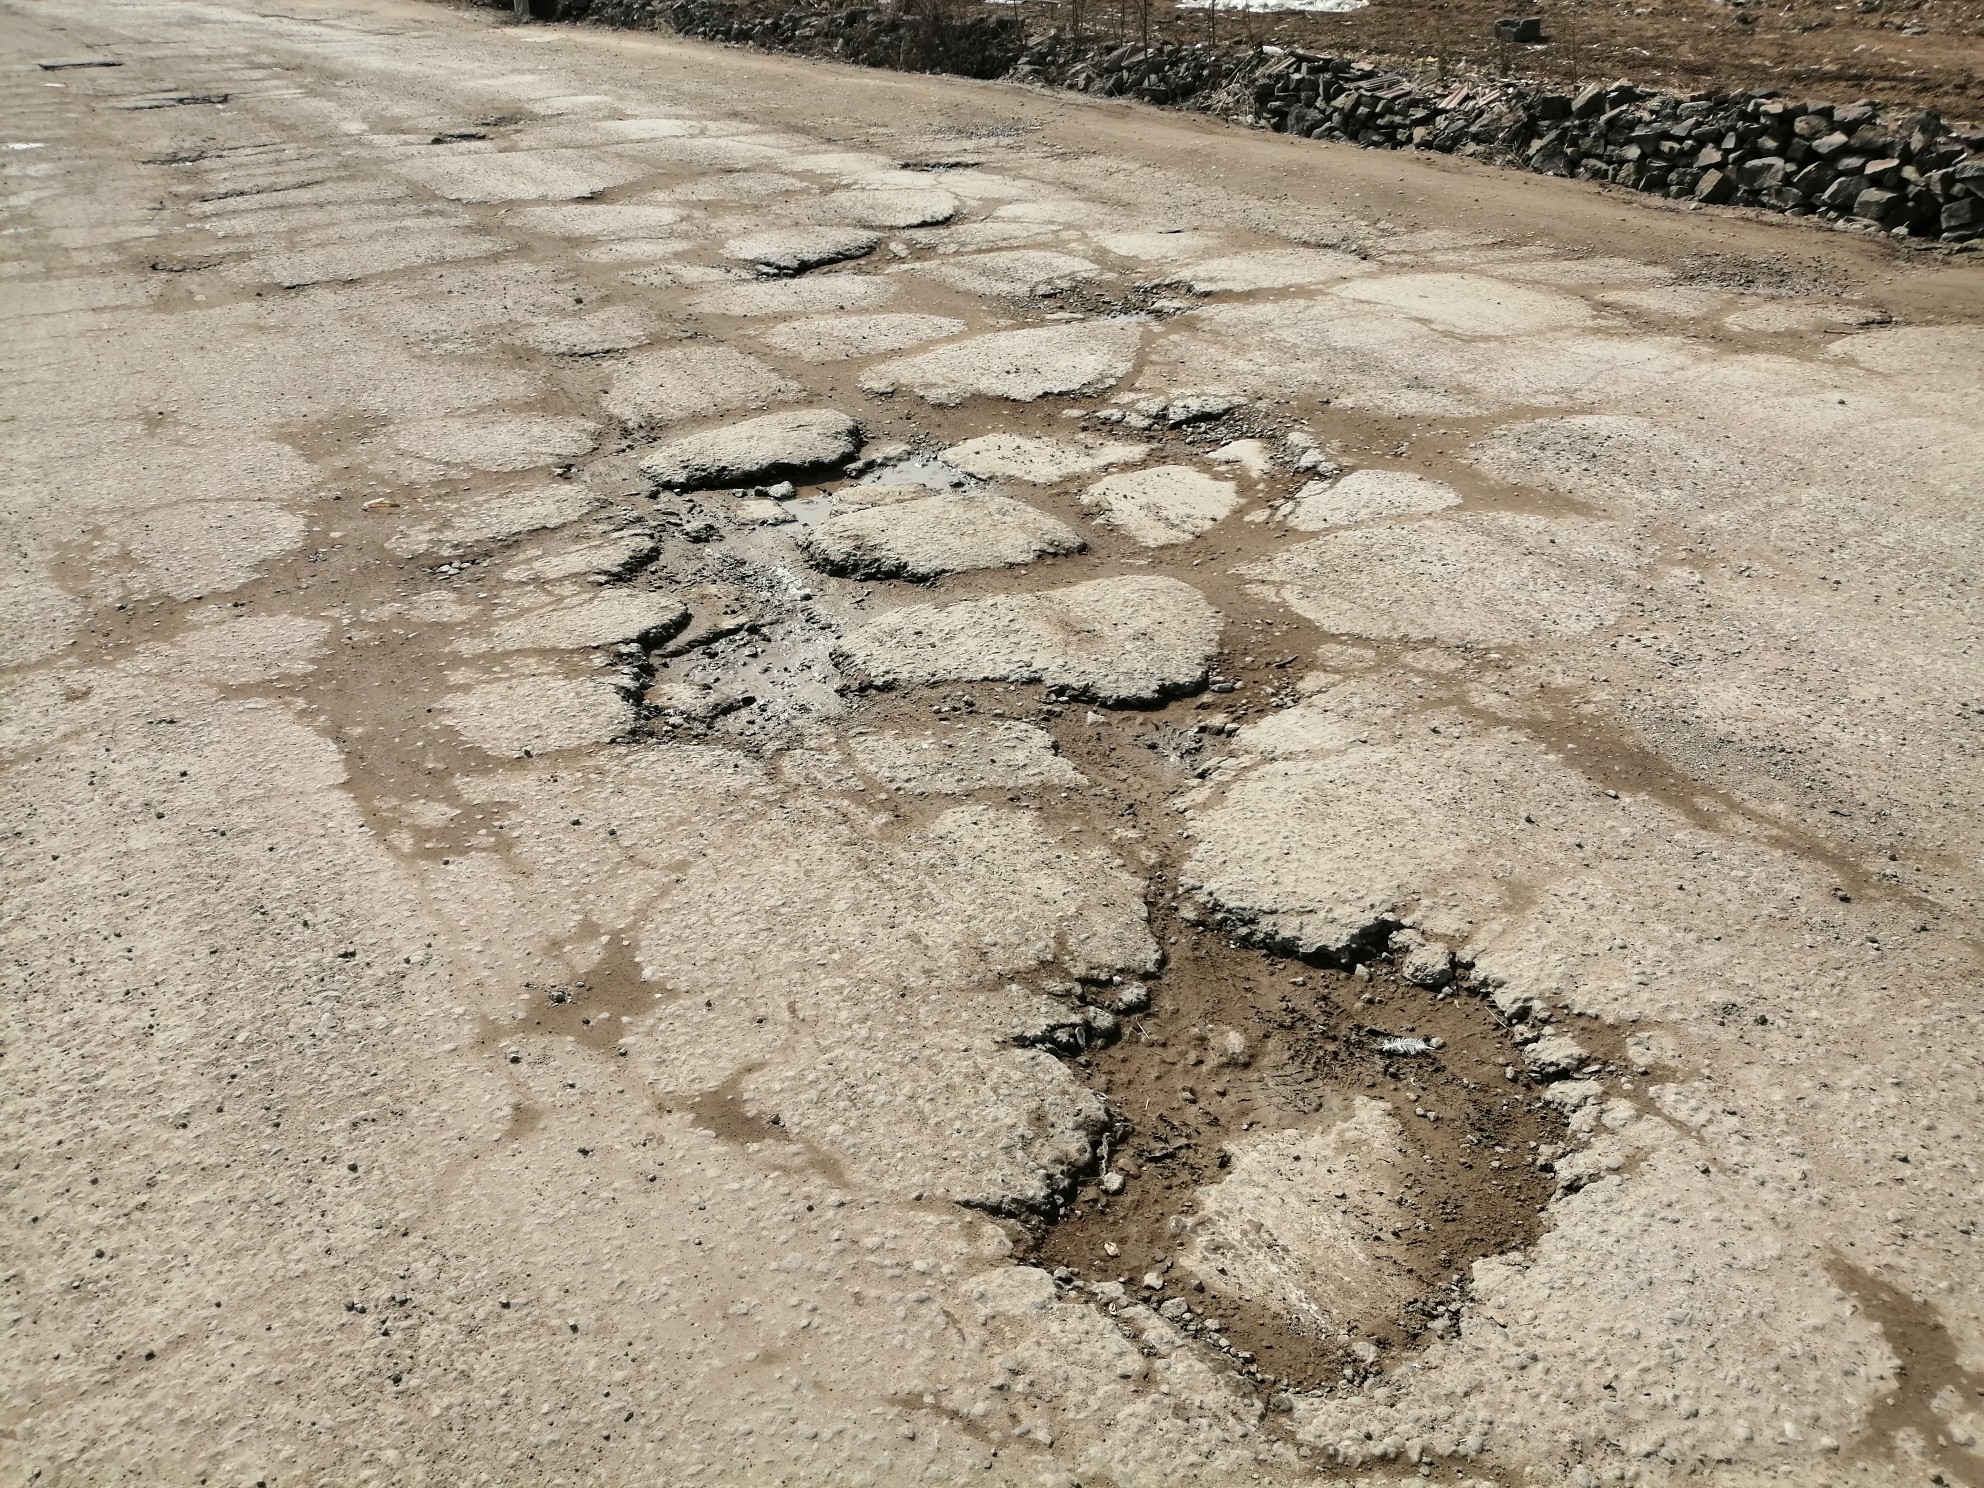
<box><xmin>1831</xmin><ymin>1260</ymin><xmax>1984</xmax><ymax>1488</ymax></box>
<box><xmin>1024</xmin><ymin>928</ymin><xmax>1566</xmax><ymax>1394</ymax></box>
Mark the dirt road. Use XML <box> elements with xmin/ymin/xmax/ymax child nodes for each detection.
<box><xmin>4</xmin><ymin>1</ymin><xmax>1983</xmax><ymax>1483</ymax></box>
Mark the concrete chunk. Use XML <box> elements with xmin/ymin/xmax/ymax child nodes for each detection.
<box><xmin>862</xmin><ymin>322</ymin><xmax>1141</xmax><ymax>406</ymax></box>
<box><xmin>800</xmin><ymin>494</ymin><xmax>1084</xmax><ymax>580</ymax></box>
<box><xmin>723</xmin><ymin>226</ymin><xmax>881</xmax><ymax>274</ymax></box>
<box><xmin>1284</xmin><ymin>469</ymin><xmax>1461</xmax><ymax>530</ymax></box>
<box><xmin>942</xmin><ymin>433</ymin><xmax>1147</xmax><ymax>485</ymax></box>
<box><xmin>816</xmin><ymin>188</ymin><xmax>960</xmax><ymax>228</ymax></box>
<box><xmin>639</xmin><ymin>409</ymin><xmax>863</xmax><ymax>490</ymax></box>
<box><xmin>835</xmin><ymin>575</ymin><xmax>1222</xmax><ymax>705</ymax></box>
<box><xmin>1079</xmin><ymin>464</ymin><xmax>1240</xmax><ymax>547</ymax></box>
<box><xmin>461</xmin><ymin>591</ymin><xmax>689</xmax><ymax>654</ymax></box>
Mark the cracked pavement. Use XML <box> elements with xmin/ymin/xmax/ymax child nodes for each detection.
<box><xmin>3</xmin><ymin>0</ymin><xmax>1983</xmax><ymax>1484</ymax></box>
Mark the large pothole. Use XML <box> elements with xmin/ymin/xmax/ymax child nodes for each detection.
<box><xmin>809</xmin><ymin>673</ymin><xmax>1577</xmax><ymax>1398</ymax></box>
<box><xmin>1016</xmin><ymin>906</ymin><xmax>1566</xmax><ymax>1395</ymax></box>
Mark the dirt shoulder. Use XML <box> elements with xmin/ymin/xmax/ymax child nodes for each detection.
<box><xmin>524</xmin><ymin>0</ymin><xmax>1984</xmax><ymax>244</ymax></box>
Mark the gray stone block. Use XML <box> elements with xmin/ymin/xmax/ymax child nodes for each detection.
<box><xmin>1693</xmin><ymin>168</ymin><xmax>1734</xmax><ymax>204</ymax></box>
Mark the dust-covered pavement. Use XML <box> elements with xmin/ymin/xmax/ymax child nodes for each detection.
<box><xmin>4</xmin><ymin>1</ymin><xmax>1983</xmax><ymax>1484</ymax></box>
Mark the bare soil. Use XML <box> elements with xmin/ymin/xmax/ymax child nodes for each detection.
<box><xmin>1023</xmin><ymin>925</ymin><xmax>1567</xmax><ymax>1395</ymax></box>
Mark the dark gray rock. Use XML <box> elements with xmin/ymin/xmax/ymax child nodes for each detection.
<box><xmin>1853</xmin><ymin>186</ymin><xmax>1903</xmax><ymax>224</ymax></box>
<box><xmin>1942</xmin><ymin>196</ymin><xmax>1984</xmax><ymax>237</ymax></box>
<box><xmin>1819</xmin><ymin>174</ymin><xmax>1865</xmax><ymax>211</ymax></box>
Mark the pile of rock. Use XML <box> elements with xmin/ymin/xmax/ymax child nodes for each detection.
<box><xmin>1009</xmin><ymin>35</ymin><xmax>1250</xmax><ymax>111</ymax></box>
<box><xmin>576</xmin><ymin>0</ymin><xmax>1026</xmax><ymax>78</ymax></box>
<box><xmin>1251</xmin><ymin>59</ymin><xmax>1982</xmax><ymax>240</ymax></box>
<box><xmin>1014</xmin><ymin>39</ymin><xmax>1982</xmax><ymax>240</ymax></box>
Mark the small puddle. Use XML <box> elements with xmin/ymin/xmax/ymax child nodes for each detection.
<box><xmin>731</xmin><ymin>455</ymin><xmax>981</xmax><ymax>531</ymax></box>
<box><xmin>847</xmin><ymin>453</ymin><xmax>976</xmax><ymax>493</ymax></box>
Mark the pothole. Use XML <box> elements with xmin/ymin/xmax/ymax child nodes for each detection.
<box><xmin>1016</xmin><ymin>906</ymin><xmax>1567</xmax><ymax>1395</ymax></box>
<box><xmin>822</xmin><ymin>673</ymin><xmax>1579</xmax><ymax>1398</ymax></box>
<box><xmin>278</xmin><ymin>357</ymin><xmax>1600</xmax><ymax>1404</ymax></box>
<box><xmin>1006</xmin><ymin>691</ymin><xmax>1578</xmax><ymax>1397</ymax></box>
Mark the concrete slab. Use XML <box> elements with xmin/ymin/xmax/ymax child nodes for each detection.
<box><xmin>639</xmin><ymin>408</ymin><xmax>863</xmax><ymax>489</ymax></box>
<box><xmin>835</xmin><ymin>575</ymin><xmax>1223</xmax><ymax>704</ymax></box>
<box><xmin>861</xmin><ymin>321</ymin><xmax>1141</xmax><ymax>404</ymax></box>
<box><xmin>800</xmin><ymin>493</ymin><xmax>1084</xmax><ymax>579</ymax></box>
<box><xmin>942</xmin><ymin>433</ymin><xmax>1148</xmax><ymax>484</ymax></box>
<box><xmin>1283</xmin><ymin>468</ymin><xmax>1461</xmax><ymax>529</ymax></box>
<box><xmin>756</xmin><ymin>312</ymin><xmax>964</xmax><ymax>362</ymax></box>
<box><xmin>1079</xmin><ymin>464</ymin><xmax>1241</xmax><ymax>546</ymax></box>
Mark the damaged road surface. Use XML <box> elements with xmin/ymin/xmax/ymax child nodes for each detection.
<box><xmin>5</xmin><ymin>0</ymin><xmax>1984</xmax><ymax>1483</ymax></box>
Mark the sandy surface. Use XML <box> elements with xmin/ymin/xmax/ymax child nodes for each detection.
<box><xmin>4</xmin><ymin>1</ymin><xmax>1984</xmax><ymax>1485</ymax></box>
